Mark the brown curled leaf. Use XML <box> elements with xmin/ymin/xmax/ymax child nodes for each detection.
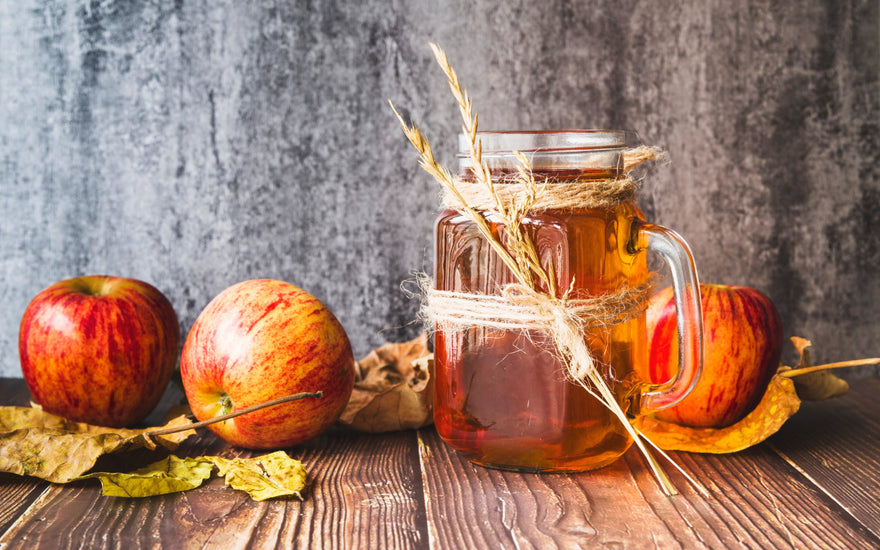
<box><xmin>634</xmin><ymin>369</ymin><xmax>801</xmax><ymax>454</ymax></box>
<box><xmin>338</xmin><ymin>333</ymin><xmax>434</xmax><ymax>433</ymax></box>
<box><xmin>782</xmin><ymin>337</ymin><xmax>850</xmax><ymax>401</ymax></box>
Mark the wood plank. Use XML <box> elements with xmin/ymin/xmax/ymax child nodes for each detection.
<box><xmin>0</xmin><ymin>474</ymin><xmax>47</xmax><ymax>536</ymax></box>
<box><xmin>0</xmin><ymin>379</ymin><xmax>49</xmax><ymax>536</ymax></box>
<box><xmin>418</xmin><ymin>423</ymin><xmax>880</xmax><ymax>549</ymax></box>
<box><xmin>0</xmin><ymin>430</ymin><xmax>427</xmax><ymax>549</ymax></box>
<box><xmin>0</xmin><ymin>374</ymin><xmax>428</xmax><ymax>549</ymax></box>
<box><xmin>4</xmin><ymin>374</ymin><xmax>880</xmax><ymax>549</ymax></box>
<box><xmin>0</xmin><ymin>378</ymin><xmax>190</xmax><ymax>539</ymax></box>
<box><xmin>282</xmin><ymin>428</ymin><xmax>427</xmax><ymax>549</ymax></box>
<box><xmin>630</xmin><ymin>449</ymin><xmax>880</xmax><ymax>549</ymax></box>
<box><xmin>768</xmin><ymin>377</ymin><xmax>880</xmax><ymax>540</ymax></box>
<box><xmin>416</xmin><ymin>428</ymin><xmax>694</xmax><ymax>549</ymax></box>
<box><xmin>0</xmin><ymin>407</ymin><xmax>226</xmax><ymax>549</ymax></box>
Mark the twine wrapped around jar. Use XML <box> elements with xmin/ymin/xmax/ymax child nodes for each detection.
<box><xmin>440</xmin><ymin>145</ymin><xmax>665</xmax><ymax>212</ymax></box>
<box><xmin>427</xmin><ymin>145</ymin><xmax>665</xmax><ymax>358</ymax></box>
<box><xmin>424</xmin><ymin>280</ymin><xmax>654</xmax><ymax>334</ymax></box>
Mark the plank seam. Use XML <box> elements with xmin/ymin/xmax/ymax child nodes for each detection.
<box><xmin>0</xmin><ymin>484</ymin><xmax>53</xmax><ymax>545</ymax></box>
<box><xmin>416</xmin><ymin>430</ymin><xmax>438</xmax><ymax>550</ymax></box>
<box><xmin>766</xmin><ymin>441</ymin><xmax>880</xmax><ymax>544</ymax></box>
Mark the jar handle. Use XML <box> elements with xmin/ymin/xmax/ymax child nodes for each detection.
<box><xmin>633</xmin><ymin>222</ymin><xmax>703</xmax><ymax>411</ymax></box>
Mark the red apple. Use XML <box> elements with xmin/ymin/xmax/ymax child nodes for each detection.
<box><xmin>646</xmin><ymin>284</ymin><xmax>783</xmax><ymax>428</ymax></box>
<box><xmin>180</xmin><ymin>279</ymin><xmax>355</xmax><ymax>450</ymax></box>
<box><xmin>19</xmin><ymin>275</ymin><xmax>180</xmax><ymax>427</ymax></box>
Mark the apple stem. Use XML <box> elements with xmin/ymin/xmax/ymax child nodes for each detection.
<box><xmin>780</xmin><ymin>358</ymin><xmax>880</xmax><ymax>378</ymax></box>
<box><xmin>147</xmin><ymin>391</ymin><xmax>324</xmax><ymax>437</ymax></box>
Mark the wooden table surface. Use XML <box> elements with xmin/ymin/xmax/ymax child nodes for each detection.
<box><xmin>1</xmin><ymin>376</ymin><xmax>879</xmax><ymax>549</ymax></box>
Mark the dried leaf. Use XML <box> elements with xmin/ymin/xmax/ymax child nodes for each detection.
<box><xmin>212</xmin><ymin>451</ymin><xmax>308</xmax><ymax>501</ymax></box>
<box><xmin>795</xmin><ymin>372</ymin><xmax>851</xmax><ymax>401</ymax></box>
<box><xmin>785</xmin><ymin>337</ymin><xmax>850</xmax><ymax>400</ymax></box>
<box><xmin>634</xmin><ymin>369</ymin><xmax>801</xmax><ymax>453</ymax></box>
<box><xmin>79</xmin><ymin>451</ymin><xmax>307</xmax><ymax>501</ymax></box>
<box><xmin>0</xmin><ymin>406</ymin><xmax>196</xmax><ymax>483</ymax></box>
<box><xmin>634</xmin><ymin>337</ymin><xmax>871</xmax><ymax>454</ymax></box>
<box><xmin>339</xmin><ymin>334</ymin><xmax>434</xmax><ymax>433</ymax></box>
<box><xmin>78</xmin><ymin>455</ymin><xmax>215</xmax><ymax>497</ymax></box>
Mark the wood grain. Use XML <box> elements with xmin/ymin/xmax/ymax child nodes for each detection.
<box><xmin>0</xmin><ymin>379</ymin><xmax>427</xmax><ymax>549</ymax></box>
<box><xmin>768</xmin><ymin>377</ymin><xmax>880</xmax><ymax>541</ymax></box>
<box><xmin>282</xmin><ymin>429</ymin><xmax>426</xmax><ymax>549</ymax></box>
<box><xmin>0</xmin><ymin>475</ymin><xmax>47</xmax><ymax>536</ymax></box>
<box><xmin>418</xmin><ymin>424</ymin><xmax>880</xmax><ymax>549</ymax></box>
<box><xmin>3</xmin><ymin>376</ymin><xmax>880</xmax><ymax>549</ymax></box>
<box><xmin>634</xmin><ymin>449</ymin><xmax>880</xmax><ymax>549</ymax></box>
<box><xmin>416</xmin><ymin>429</ymin><xmax>692</xmax><ymax>549</ymax></box>
<box><xmin>0</xmin><ymin>379</ymin><xmax>48</xmax><ymax>535</ymax></box>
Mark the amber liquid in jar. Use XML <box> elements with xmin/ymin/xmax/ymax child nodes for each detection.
<box><xmin>434</xmin><ymin>167</ymin><xmax>650</xmax><ymax>472</ymax></box>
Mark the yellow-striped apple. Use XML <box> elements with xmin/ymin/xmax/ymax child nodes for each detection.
<box><xmin>646</xmin><ymin>284</ymin><xmax>783</xmax><ymax>428</ymax></box>
<box><xmin>180</xmin><ymin>279</ymin><xmax>355</xmax><ymax>449</ymax></box>
<box><xmin>19</xmin><ymin>275</ymin><xmax>180</xmax><ymax>427</ymax></box>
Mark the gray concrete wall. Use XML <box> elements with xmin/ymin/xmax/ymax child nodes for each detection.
<box><xmin>1</xmin><ymin>0</ymin><xmax>878</xmax><ymax>377</ymax></box>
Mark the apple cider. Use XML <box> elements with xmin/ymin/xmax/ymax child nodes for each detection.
<box><xmin>432</xmin><ymin>131</ymin><xmax>703</xmax><ymax>473</ymax></box>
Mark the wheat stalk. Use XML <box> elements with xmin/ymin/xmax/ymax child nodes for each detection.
<box><xmin>388</xmin><ymin>102</ymin><xmax>529</xmax><ymax>285</ymax></box>
<box><xmin>428</xmin><ymin>42</ymin><xmax>557</xmax><ymax>296</ymax></box>
<box><xmin>510</xmin><ymin>151</ymin><xmax>557</xmax><ymax>296</ymax></box>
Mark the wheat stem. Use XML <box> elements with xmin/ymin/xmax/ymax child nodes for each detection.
<box><xmin>428</xmin><ymin>43</ymin><xmax>558</xmax><ymax>295</ymax></box>
<box><xmin>779</xmin><ymin>358</ymin><xmax>880</xmax><ymax>378</ymax></box>
<box><xmin>389</xmin><ymin>101</ymin><xmax>529</xmax><ymax>284</ymax></box>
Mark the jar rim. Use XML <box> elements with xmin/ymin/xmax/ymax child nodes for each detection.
<box><xmin>458</xmin><ymin>130</ymin><xmax>627</xmax><ymax>156</ymax></box>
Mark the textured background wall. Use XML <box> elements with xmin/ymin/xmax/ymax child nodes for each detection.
<box><xmin>1</xmin><ymin>0</ymin><xmax>878</xmax><ymax>378</ymax></box>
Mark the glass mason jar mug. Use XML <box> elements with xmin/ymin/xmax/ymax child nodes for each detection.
<box><xmin>433</xmin><ymin>131</ymin><xmax>703</xmax><ymax>472</ymax></box>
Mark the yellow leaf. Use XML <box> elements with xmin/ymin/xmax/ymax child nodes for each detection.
<box><xmin>77</xmin><ymin>455</ymin><xmax>214</xmax><ymax>497</ymax></box>
<box><xmin>634</xmin><ymin>370</ymin><xmax>801</xmax><ymax>454</ymax></box>
<box><xmin>212</xmin><ymin>451</ymin><xmax>308</xmax><ymax>501</ymax></box>
<box><xmin>0</xmin><ymin>406</ymin><xmax>196</xmax><ymax>483</ymax></box>
<box><xmin>80</xmin><ymin>451</ymin><xmax>308</xmax><ymax>501</ymax></box>
<box><xmin>633</xmin><ymin>337</ymin><xmax>878</xmax><ymax>454</ymax></box>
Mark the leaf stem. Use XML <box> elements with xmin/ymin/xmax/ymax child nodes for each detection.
<box><xmin>779</xmin><ymin>358</ymin><xmax>880</xmax><ymax>378</ymax></box>
<box><xmin>147</xmin><ymin>391</ymin><xmax>324</xmax><ymax>437</ymax></box>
